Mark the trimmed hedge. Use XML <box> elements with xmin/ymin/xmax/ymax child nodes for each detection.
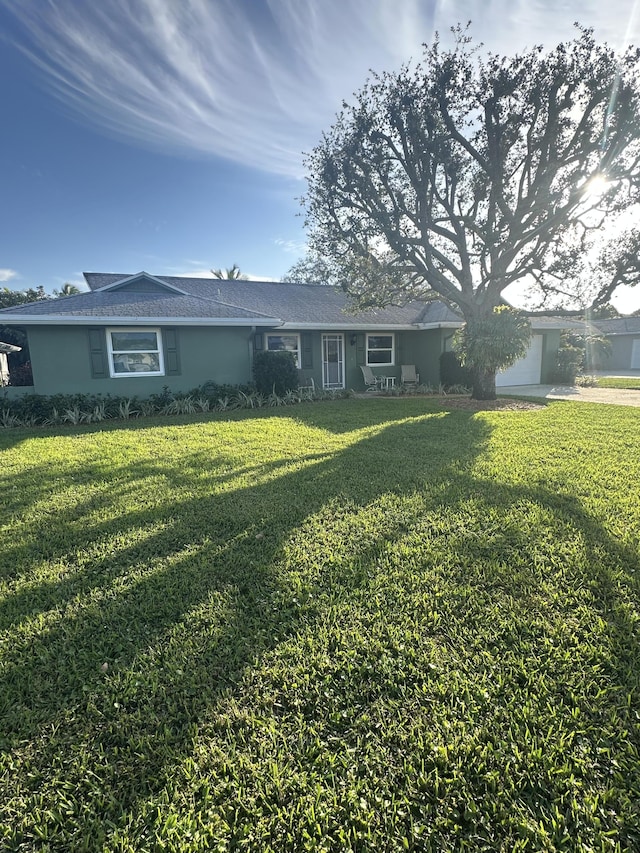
<box><xmin>439</xmin><ymin>351</ymin><xmax>472</xmax><ymax>388</ymax></box>
<box><xmin>253</xmin><ymin>350</ymin><xmax>299</xmax><ymax>395</ymax></box>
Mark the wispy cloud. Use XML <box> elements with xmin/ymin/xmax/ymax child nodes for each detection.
<box><xmin>274</xmin><ymin>238</ymin><xmax>308</xmax><ymax>255</ymax></box>
<box><xmin>3</xmin><ymin>1</ymin><xmax>640</xmax><ymax>178</ymax></box>
<box><xmin>3</xmin><ymin>0</ymin><xmax>435</xmax><ymax>177</ymax></box>
<box><xmin>174</xmin><ymin>267</ymin><xmax>215</xmax><ymax>279</ymax></box>
<box><xmin>0</xmin><ymin>269</ymin><xmax>18</xmax><ymax>282</ymax></box>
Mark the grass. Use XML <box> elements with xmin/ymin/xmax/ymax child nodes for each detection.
<box><xmin>1</xmin><ymin>398</ymin><xmax>639</xmax><ymax>852</ymax></box>
<box><xmin>596</xmin><ymin>376</ymin><xmax>640</xmax><ymax>390</ymax></box>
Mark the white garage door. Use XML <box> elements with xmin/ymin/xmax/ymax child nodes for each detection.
<box><xmin>631</xmin><ymin>339</ymin><xmax>640</xmax><ymax>369</ymax></box>
<box><xmin>496</xmin><ymin>334</ymin><xmax>543</xmax><ymax>386</ymax></box>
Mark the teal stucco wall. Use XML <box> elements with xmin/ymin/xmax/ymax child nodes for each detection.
<box><xmin>309</xmin><ymin>328</ymin><xmax>447</xmax><ymax>391</ymax></box>
<box><xmin>540</xmin><ymin>329</ymin><xmax>561</xmax><ymax>383</ymax></box>
<box><xmin>13</xmin><ymin>324</ymin><xmax>255</xmax><ymax>397</ymax></box>
<box><xmin>601</xmin><ymin>335</ymin><xmax>639</xmax><ymax>371</ymax></box>
<box><xmin>4</xmin><ymin>324</ymin><xmax>455</xmax><ymax>398</ymax></box>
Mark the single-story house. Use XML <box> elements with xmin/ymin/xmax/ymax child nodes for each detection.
<box><xmin>0</xmin><ymin>271</ymin><xmax>576</xmax><ymax>396</ymax></box>
<box><xmin>591</xmin><ymin>317</ymin><xmax>640</xmax><ymax>371</ymax></box>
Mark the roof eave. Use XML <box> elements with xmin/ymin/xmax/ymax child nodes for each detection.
<box><xmin>280</xmin><ymin>322</ymin><xmax>420</xmax><ymax>330</ymax></box>
<box><xmin>529</xmin><ymin>319</ymin><xmax>586</xmax><ymax>330</ymax></box>
<box><xmin>0</xmin><ymin>315</ymin><xmax>282</xmax><ymax>327</ymax></box>
<box><xmin>414</xmin><ymin>321</ymin><xmax>463</xmax><ymax>330</ymax></box>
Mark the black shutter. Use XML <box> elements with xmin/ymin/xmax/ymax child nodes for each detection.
<box><xmin>301</xmin><ymin>333</ymin><xmax>313</xmax><ymax>369</ymax></box>
<box><xmin>163</xmin><ymin>328</ymin><xmax>181</xmax><ymax>376</ymax></box>
<box><xmin>88</xmin><ymin>328</ymin><xmax>108</xmax><ymax>378</ymax></box>
<box><xmin>356</xmin><ymin>333</ymin><xmax>366</xmax><ymax>365</ymax></box>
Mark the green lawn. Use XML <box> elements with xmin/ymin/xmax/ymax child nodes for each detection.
<box><xmin>596</xmin><ymin>376</ymin><xmax>640</xmax><ymax>390</ymax></box>
<box><xmin>1</xmin><ymin>398</ymin><xmax>639</xmax><ymax>852</ymax></box>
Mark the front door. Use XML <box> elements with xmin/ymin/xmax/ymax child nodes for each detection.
<box><xmin>322</xmin><ymin>334</ymin><xmax>344</xmax><ymax>389</ymax></box>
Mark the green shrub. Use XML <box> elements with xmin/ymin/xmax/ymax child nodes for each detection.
<box><xmin>252</xmin><ymin>350</ymin><xmax>299</xmax><ymax>395</ymax></box>
<box><xmin>453</xmin><ymin>306</ymin><xmax>532</xmax><ymax>376</ymax></box>
<box><xmin>439</xmin><ymin>351</ymin><xmax>472</xmax><ymax>388</ymax></box>
<box><xmin>552</xmin><ymin>341</ymin><xmax>583</xmax><ymax>384</ymax></box>
<box><xmin>556</xmin><ymin>330</ymin><xmax>612</xmax><ymax>377</ymax></box>
<box><xmin>0</xmin><ymin>375</ymin><xmax>324</xmax><ymax>428</ymax></box>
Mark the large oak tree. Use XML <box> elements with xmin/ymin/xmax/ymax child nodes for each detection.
<box><xmin>302</xmin><ymin>28</ymin><xmax>640</xmax><ymax>398</ymax></box>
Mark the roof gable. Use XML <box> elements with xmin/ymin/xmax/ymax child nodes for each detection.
<box><xmin>92</xmin><ymin>272</ymin><xmax>187</xmax><ymax>295</ymax></box>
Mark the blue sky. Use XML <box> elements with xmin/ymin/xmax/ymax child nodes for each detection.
<box><xmin>1</xmin><ymin>0</ymin><xmax>640</xmax><ymax>311</ymax></box>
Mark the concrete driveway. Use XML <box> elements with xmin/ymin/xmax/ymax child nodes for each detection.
<box><xmin>500</xmin><ymin>379</ymin><xmax>640</xmax><ymax>407</ymax></box>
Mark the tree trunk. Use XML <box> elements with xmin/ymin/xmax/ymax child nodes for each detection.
<box><xmin>471</xmin><ymin>367</ymin><xmax>497</xmax><ymax>401</ymax></box>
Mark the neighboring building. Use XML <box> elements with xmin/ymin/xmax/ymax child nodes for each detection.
<box><xmin>0</xmin><ymin>271</ymin><xmax>574</xmax><ymax>396</ymax></box>
<box><xmin>592</xmin><ymin>317</ymin><xmax>640</xmax><ymax>371</ymax></box>
<box><xmin>0</xmin><ymin>341</ymin><xmax>21</xmax><ymax>386</ymax></box>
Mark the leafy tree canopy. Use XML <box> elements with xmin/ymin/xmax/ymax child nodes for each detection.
<box><xmin>302</xmin><ymin>26</ymin><xmax>640</xmax><ymax>397</ymax></box>
<box><xmin>281</xmin><ymin>254</ymin><xmax>332</xmax><ymax>283</ymax></box>
<box><xmin>0</xmin><ymin>286</ymin><xmax>48</xmax><ymax>310</ymax></box>
<box><xmin>0</xmin><ymin>286</ymin><xmax>49</xmax><ymax>353</ymax></box>
<box><xmin>587</xmin><ymin>303</ymin><xmax>620</xmax><ymax>319</ymax></box>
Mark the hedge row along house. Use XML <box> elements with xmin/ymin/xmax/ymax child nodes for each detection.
<box><xmin>0</xmin><ymin>272</ymin><xmax>582</xmax><ymax>396</ymax></box>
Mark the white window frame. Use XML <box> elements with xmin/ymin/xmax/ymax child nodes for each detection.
<box><xmin>266</xmin><ymin>333</ymin><xmax>301</xmax><ymax>368</ymax></box>
<box><xmin>106</xmin><ymin>327</ymin><xmax>165</xmax><ymax>378</ymax></box>
<box><xmin>366</xmin><ymin>333</ymin><xmax>395</xmax><ymax>366</ymax></box>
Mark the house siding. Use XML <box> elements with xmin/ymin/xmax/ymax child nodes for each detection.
<box><xmin>602</xmin><ymin>335</ymin><xmax>640</xmax><ymax>371</ymax></box>
<box><xmin>297</xmin><ymin>328</ymin><xmax>447</xmax><ymax>390</ymax></box>
<box><xmin>540</xmin><ymin>329</ymin><xmax>561</xmax><ymax>383</ymax></box>
<box><xmin>13</xmin><ymin>325</ymin><xmax>255</xmax><ymax>396</ymax></box>
<box><xmin>4</xmin><ymin>322</ymin><xmax>554</xmax><ymax>396</ymax></box>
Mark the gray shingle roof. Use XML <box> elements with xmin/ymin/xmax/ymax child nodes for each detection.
<box><xmin>528</xmin><ymin>315</ymin><xmax>588</xmax><ymax>331</ymax></box>
<box><xmin>85</xmin><ymin>273</ymin><xmax>464</xmax><ymax>327</ymax></box>
<box><xmin>0</xmin><ymin>285</ymin><xmax>279</xmax><ymax>324</ymax></box>
<box><xmin>0</xmin><ymin>272</ymin><xmax>464</xmax><ymax>328</ymax></box>
<box><xmin>0</xmin><ymin>271</ymin><xmax>587</xmax><ymax>331</ymax></box>
<box><xmin>593</xmin><ymin>317</ymin><xmax>640</xmax><ymax>335</ymax></box>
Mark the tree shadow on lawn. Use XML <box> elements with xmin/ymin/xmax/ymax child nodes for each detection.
<box><xmin>0</xmin><ymin>410</ymin><xmax>486</xmax><ymax>799</ymax></box>
<box><xmin>0</xmin><ymin>404</ymin><xmax>639</xmax><ymax>846</ymax></box>
<box><xmin>0</xmin><ymin>399</ymin><xmax>459</xmax><ymax>583</ymax></box>
<box><xmin>0</xmin><ymin>407</ymin><xmax>479</xmax><ymax>689</ymax></box>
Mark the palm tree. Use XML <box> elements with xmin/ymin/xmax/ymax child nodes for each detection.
<box><xmin>211</xmin><ymin>264</ymin><xmax>247</xmax><ymax>280</ymax></box>
<box><xmin>54</xmin><ymin>283</ymin><xmax>82</xmax><ymax>296</ymax></box>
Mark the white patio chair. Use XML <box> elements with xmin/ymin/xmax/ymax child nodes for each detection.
<box><xmin>401</xmin><ymin>364</ymin><xmax>420</xmax><ymax>387</ymax></box>
<box><xmin>297</xmin><ymin>375</ymin><xmax>315</xmax><ymax>395</ymax></box>
<box><xmin>360</xmin><ymin>365</ymin><xmax>383</xmax><ymax>392</ymax></box>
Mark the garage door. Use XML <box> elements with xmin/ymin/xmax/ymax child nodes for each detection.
<box><xmin>496</xmin><ymin>334</ymin><xmax>543</xmax><ymax>386</ymax></box>
<box><xmin>631</xmin><ymin>339</ymin><xmax>640</xmax><ymax>369</ymax></box>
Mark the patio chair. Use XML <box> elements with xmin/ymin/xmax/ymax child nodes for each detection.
<box><xmin>360</xmin><ymin>365</ymin><xmax>382</xmax><ymax>392</ymax></box>
<box><xmin>401</xmin><ymin>364</ymin><xmax>420</xmax><ymax>387</ymax></box>
<box><xmin>297</xmin><ymin>375</ymin><xmax>315</xmax><ymax>395</ymax></box>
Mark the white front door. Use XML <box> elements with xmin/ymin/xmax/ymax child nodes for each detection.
<box><xmin>322</xmin><ymin>334</ymin><xmax>344</xmax><ymax>389</ymax></box>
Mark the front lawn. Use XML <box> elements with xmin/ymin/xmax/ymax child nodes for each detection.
<box><xmin>1</xmin><ymin>399</ymin><xmax>639</xmax><ymax>851</ymax></box>
<box><xmin>596</xmin><ymin>376</ymin><xmax>640</xmax><ymax>390</ymax></box>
